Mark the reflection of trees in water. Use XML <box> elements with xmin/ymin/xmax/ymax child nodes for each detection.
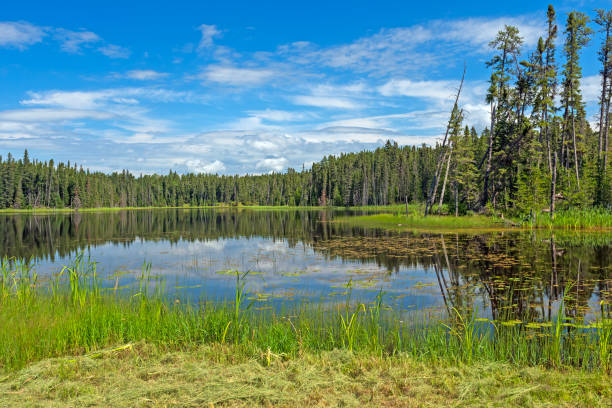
<box><xmin>0</xmin><ymin>209</ymin><xmax>407</xmax><ymax>262</ymax></box>
<box><xmin>1</xmin><ymin>210</ymin><xmax>611</xmax><ymax>321</ymax></box>
<box><xmin>316</xmin><ymin>232</ymin><xmax>612</xmax><ymax>322</ymax></box>
<box><xmin>0</xmin><ymin>209</ymin><xmax>341</xmax><ymax>261</ymax></box>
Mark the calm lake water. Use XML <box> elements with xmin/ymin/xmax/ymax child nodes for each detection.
<box><xmin>1</xmin><ymin>209</ymin><xmax>611</xmax><ymax>321</ymax></box>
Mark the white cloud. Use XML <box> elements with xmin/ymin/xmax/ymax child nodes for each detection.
<box><xmin>21</xmin><ymin>88</ymin><xmax>198</xmax><ymax>110</ymax></box>
<box><xmin>248</xmin><ymin>109</ymin><xmax>307</xmax><ymax>122</ymax></box>
<box><xmin>99</xmin><ymin>44</ymin><xmax>130</xmax><ymax>59</ymax></box>
<box><xmin>0</xmin><ymin>108</ymin><xmax>112</xmax><ymax>122</ymax></box>
<box><xmin>22</xmin><ymin>90</ymin><xmax>110</xmax><ymax>110</ymax></box>
<box><xmin>197</xmin><ymin>24</ymin><xmax>221</xmax><ymax>50</ymax></box>
<box><xmin>442</xmin><ymin>16</ymin><xmax>543</xmax><ymax>49</ymax></box>
<box><xmin>54</xmin><ymin>28</ymin><xmax>100</xmax><ymax>53</ymax></box>
<box><xmin>125</xmin><ymin>70</ymin><xmax>169</xmax><ymax>80</ymax></box>
<box><xmin>201</xmin><ymin>65</ymin><xmax>276</xmax><ymax>86</ymax></box>
<box><xmin>582</xmin><ymin>75</ymin><xmax>602</xmax><ymax>104</ymax></box>
<box><xmin>292</xmin><ymin>95</ymin><xmax>362</xmax><ymax>109</ymax></box>
<box><xmin>122</xmin><ymin>133</ymin><xmax>154</xmax><ymax>143</ymax></box>
<box><xmin>256</xmin><ymin>157</ymin><xmax>288</xmax><ymax>172</ymax></box>
<box><xmin>324</xmin><ymin>117</ymin><xmax>390</xmax><ymax>129</ymax></box>
<box><xmin>249</xmin><ymin>140</ymin><xmax>278</xmax><ymax>151</ymax></box>
<box><xmin>186</xmin><ymin>159</ymin><xmax>225</xmax><ymax>173</ymax></box>
<box><xmin>280</xmin><ymin>15</ymin><xmax>542</xmax><ymax>76</ymax></box>
<box><xmin>0</xmin><ymin>132</ymin><xmax>36</xmax><ymax>140</ymax></box>
<box><xmin>379</xmin><ymin>79</ymin><xmax>457</xmax><ymax>99</ymax></box>
<box><xmin>0</xmin><ymin>21</ymin><xmax>46</xmax><ymax>49</ymax></box>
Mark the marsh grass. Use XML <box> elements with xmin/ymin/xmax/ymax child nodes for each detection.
<box><xmin>335</xmin><ymin>213</ymin><xmax>505</xmax><ymax>232</ymax></box>
<box><xmin>0</xmin><ymin>257</ymin><xmax>610</xmax><ymax>374</ymax></box>
<box><xmin>525</xmin><ymin>208</ymin><xmax>612</xmax><ymax>230</ymax></box>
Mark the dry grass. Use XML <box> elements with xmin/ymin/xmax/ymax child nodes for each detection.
<box><xmin>1</xmin><ymin>342</ymin><xmax>610</xmax><ymax>407</ymax></box>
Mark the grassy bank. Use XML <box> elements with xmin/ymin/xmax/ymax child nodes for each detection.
<box><xmin>524</xmin><ymin>208</ymin><xmax>612</xmax><ymax>230</ymax></box>
<box><xmin>334</xmin><ymin>213</ymin><xmax>508</xmax><ymax>232</ymax></box>
<box><xmin>1</xmin><ymin>256</ymin><xmax>611</xmax><ymax>375</ymax></box>
<box><xmin>2</xmin><ymin>343</ymin><xmax>611</xmax><ymax>407</ymax></box>
<box><xmin>336</xmin><ymin>208</ymin><xmax>612</xmax><ymax>232</ymax></box>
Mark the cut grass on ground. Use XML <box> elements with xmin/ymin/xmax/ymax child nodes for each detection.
<box><xmin>1</xmin><ymin>343</ymin><xmax>610</xmax><ymax>408</ymax></box>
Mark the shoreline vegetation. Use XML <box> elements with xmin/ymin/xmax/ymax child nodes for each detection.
<box><xmin>1</xmin><ymin>256</ymin><xmax>610</xmax><ymax>405</ymax></box>
<box><xmin>3</xmin><ymin>204</ymin><xmax>612</xmax><ymax>232</ymax></box>
<box><xmin>334</xmin><ymin>208</ymin><xmax>612</xmax><ymax>232</ymax></box>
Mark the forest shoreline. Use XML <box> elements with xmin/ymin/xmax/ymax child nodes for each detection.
<box><xmin>3</xmin><ymin>204</ymin><xmax>612</xmax><ymax>232</ymax></box>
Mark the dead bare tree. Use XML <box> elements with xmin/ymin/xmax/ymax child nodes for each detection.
<box><xmin>425</xmin><ymin>65</ymin><xmax>465</xmax><ymax>216</ymax></box>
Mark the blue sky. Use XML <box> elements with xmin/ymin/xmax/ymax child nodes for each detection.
<box><xmin>0</xmin><ymin>0</ymin><xmax>608</xmax><ymax>175</ymax></box>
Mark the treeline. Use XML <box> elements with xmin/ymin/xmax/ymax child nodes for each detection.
<box><xmin>0</xmin><ymin>142</ymin><xmax>437</xmax><ymax>209</ymax></box>
<box><xmin>0</xmin><ymin>5</ymin><xmax>611</xmax><ymax>215</ymax></box>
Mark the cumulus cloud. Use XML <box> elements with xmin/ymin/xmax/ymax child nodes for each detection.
<box><xmin>256</xmin><ymin>157</ymin><xmax>288</xmax><ymax>172</ymax></box>
<box><xmin>0</xmin><ymin>21</ymin><xmax>46</xmax><ymax>49</ymax></box>
<box><xmin>186</xmin><ymin>159</ymin><xmax>225</xmax><ymax>173</ymax></box>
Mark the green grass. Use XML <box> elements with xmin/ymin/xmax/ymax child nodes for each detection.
<box><xmin>1</xmin><ymin>343</ymin><xmax>611</xmax><ymax>407</ymax></box>
<box><xmin>524</xmin><ymin>208</ymin><xmax>612</xmax><ymax>230</ymax></box>
<box><xmin>336</xmin><ymin>208</ymin><xmax>612</xmax><ymax>232</ymax></box>
<box><xmin>334</xmin><ymin>213</ymin><xmax>508</xmax><ymax>232</ymax></box>
<box><xmin>1</xmin><ymin>256</ymin><xmax>611</xmax><ymax>376</ymax></box>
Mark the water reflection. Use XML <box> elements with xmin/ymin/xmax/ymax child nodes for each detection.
<box><xmin>0</xmin><ymin>209</ymin><xmax>611</xmax><ymax>321</ymax></box>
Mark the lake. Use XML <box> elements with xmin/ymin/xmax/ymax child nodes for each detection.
<box><xmin>1</xmin><ymin>208</ymin><xmax>611</xmax><ymax>322</ymax></box>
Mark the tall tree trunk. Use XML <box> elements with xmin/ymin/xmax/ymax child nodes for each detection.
<box><xmin>605</xmin><ymin>80</ymin><xmax>611</xmax><ymax>171</ymax></box>
<box><xmin>454</xmin><ymin>182</ymin><xmax>459</xmax><ymax>217</ymax></box>
<box><xmin>550</xmin><ymin>151</ymin><xmax>557</xmax><ymax>219</ymax></box>
<box><xmin>571</xmin><ymin>106</ymin><xmax>581</xmax><ymax>189</ymax></box>
<box><xmin>599</xmin><ymin>75</ymin><xmax>607</xmax><ymax>163</ymax></box>
<box><xmin>544</xmin><ymin>110</ymin><xmax>552</xmax><ymax>175</ymax></box>
<box><xmin>437</xmin><ymin>146</ymin><xmax>453</xmax><ymax>213</ymax></box>
<box><xmin>482</xmin><ymin>104</ymin><xmax>496</xmax><ymax>207</ymax></box>
<box><xmin>561</xmin><ymin>104</ymin><xmax>569</xmax><ymax>170</ymax></box>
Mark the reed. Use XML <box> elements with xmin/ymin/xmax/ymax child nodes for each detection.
<box><xmin>528</xmin><ymin>208</ymin><xmax>612</xmax><ymax>230</ymax></box>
